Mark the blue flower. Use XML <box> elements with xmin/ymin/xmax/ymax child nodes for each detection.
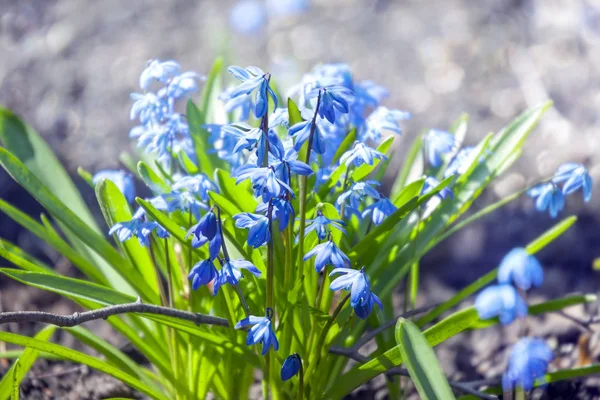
<box><xmin>424</xmin><ymin>129</ymin><xmax>457</xmax><ymax>168</ymax></box>
<box><xmin>221</xmin><ymin>123</ymin><xmax>264</xmax><ymax>154</ymax></box>
<box><xmin>337</xmin><ymin>180</ymin><xmax>380</xmax><ymax>219</ymax></box>
<box><xmin>361</xmin><ymin>107</ymin><xmax>411</xmax><ymax>142</ymax></box>
<box><xmin>109</xmin><ymin>219</ymin><xmax>169</xmax><ymax>247</ymax></box>
<box><xmin>474</xmin><ymin>284</ymin><xmax>528</xmax><ymax>325</ymax></box>
<box><xmin>362</xmin><ymin>197</ymin><xmax>397</xmax><ymax>226</ymax></box>
<box><xmin>139</xmin><ymin>60</ymin><xmax>180</xmax><ymax>89</ymax></box>
<box><xmin>552</xmin><ymin>163</ymin><xmax>593</xmax><ymax>201</ymax></box>
<box><xmin>340</xmin><ymin>142</ymin><xmax>386</xmax><ymax>167</ymax></box>
<box><xmin>172</xmin><ymin>174</ymin><xmax>219</xmax><ymax>202</ymax></box>
<box><xmin>353</xmin><ymin>290</ymin><xmax>383</xmax><ymax>320</ymax></box>
<box><xmin>214</xmin><ymin>259</ymin><xmax>261</xmax><ymax>294</ymax></box>
<box><xmin>186</xmin><ymin>217</ymin><xmax>222</xmax><ymax>259</ymax></box>
<box><xmin>527</xmin><ymin>183</ymin><xmax>565</xmax><ymax>218</ymax></box>
<box><xmin>305</xmin><ymin>212</ymin><xmax>346</xmax><ymax>241</ymax></box>
<box><xmin>235</xmin><ymin>309</ymin><xmax>278</xmax><ymax>355</ymax></box>
<box><xmin>233</xmin><ymin>165</ymin><xmax>294</xmax><ymax>202</ymax></box>
<box><xmin>161</xmin><ymin>190</ymin><xmax>207</xmax><ymax>220</ymax></box>
<box><xmin>502</xmin><ymin>338</ymin><xmax>554</xmax><ymax>392</ymax></box>
<box><xmin>270</xmin><ymin>147</ymin><xmax>313</xmax><ymax>184</ymax></box>
<box><xmin>92</xmin><ymin>170</ymin><xmax>136</xmax><ymax>203</ymax></box>
<box><xmin>329</xmin><ymin>267</ymin><xmax>382</xmax><ymax>318</ymax></box>
<box><xmin>307</xmin><ymin>86</ymin><xmax>355</xmax><ymax>124</ymax></box>
<box><xmin>288</xmin><ymin>116</ymin><xmax>326</xmax><ymax>154</ymax></box>
<box><xmin>269</xmin><ymin>107</ymin><xmax>290</xmax><ymax>128</ymax></box>
<box><xmin>422</xmin><ymin>177</ymin><xmax>453</xmax><ymax>200</ymax></box>
<box><xmin>130</xmin><ymin>92</ymin><xmax>168</xmax><ymax>124</ymax></box>
<box><xmin>497</xmin><ymin>248</ymin><xmax>543</xmax><ymax>291</ymax></box>
<box><xmin>234</xmin><ymin>213</ymin><xmax>271</xmax><ymax>247</ymax></box>
<box><xmin>220</xmin><ymin>87</ymin><xmax>254</xmax><ymax>122</ymax></box>
<box><xmin>163</xmin><ymin>72</ymin><xmax>203</xmax><ymax>99</ymax></box>
<box><xmin>256</xmin><ymin>198</ymin><xmax>295</xmax><ymax>231</ymax></box>
<box><xmin>444</xmin><ymin>147</ymin><xmax>476</xmax><ymax>178</ymax></box>
<box><xmin>227</xmin><ymin>66</ymin><xmax>277</xmax><ymax>118</ymax></box>
<box><xmin>280</xmin><ymin>354</ymin><xmax>302</xmax><ymax>381</ymax></box>
<box><xmin>304</xmin><ymin>240</ymin><xmax>350</xmax><ymax>272</ymax></box>
<box><xmin>188</xmin><ymin>259</ymin><xmax>218</xmax><ymax>290</ymax></box>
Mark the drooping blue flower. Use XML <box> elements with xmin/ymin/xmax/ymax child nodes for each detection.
<box><xmin>233</xmin><ymin>213</ymin><xmax>271</xmax><ymax>247</ymax></box>
<box><xmin>502</xmin><ymin>338</ymin><xmax>554</xmax><ymax>392</ymax></box>
<box><xmin>340</xmin><ymin>142</ymin><xmax>386</xmax><ymax>167</ymax></box>
<box><xmin>93</xmin><ymin>170</ymin><xmax>136</xmax><ymax>203</ymax></box>
<box><xmin>329</xmin><ymin>267</ymin><xmax>369</xmax><ymax>308</ymax></box>
<box><xmin>305</xmin><ymin>211</ymin><xmax>346</xmax><ymax>240</ymax></box>
<box><xmin>227</xmin><ymin>66</ymin><xmax>277</xmax><ymax>118</ymax></box>
<box><xmin>188</xmin><ymin>259</ymin><xmax>218</xmax><ymax>290</ymax></box>
<box><xmin>280</xmin><ymin>354</ymin><xmax>302</xmax><ymax>381</ymax></box>
<box><xmin>270</xmin><ymin>147</ymin><xmax>313</xmax><ymax>184</ymax></box>
<box><xmin>353</xmin><ymin>290</ymin><xmax>383</xmax><ymax>320</ymax></box>
<box><xmin>256</xmin><ymin>198</ymin><xmax>295</xmax><ymax>231</ymax></box>
<box><xmin>337</xmin><ymin>180</ymin><xmax>381</xmax><ymax>219</ymax></box>
<box><xmin>422</xmin><ymin>177</ymin><xmax>453</xmax><ymax>200</ymax></box>
<box><xmin>475</xmin><ymin>284</ymin><xmax>528</xmax><ymax>325</ymax></box>
<box><xmin>109</xmin><ymin>219</ymin><xmax>169</xmax><ymax>247</ymax></box>
<box><xmin>162</xmin><ymin>71</ymin><xmax>203</xmax><ymax>99</ymax></box>
<box><xmin>552</xmin><ymin>162</ymin><xmax>593</xmax><ymax>201</ymax></box>
<box><xmin>222</xmin><ymin>123</ymin><xmax>264</xmax><ymax>154</ymax></box>
<box><xmin>233</xmin><ymin>165</ymin><xmax>294</xmax><ymax>202</ymax></box>
<box><xmin>497</xmin><ymin>248</ymin><xmax>543</xmax><ymax>291</ymax></box>
<box><xmin>304</xmin><ymin>240</ymin><xmax>350</xmax><ymax>272</ymax></box>
<box><xmin>130</xmin><ymin>92</ymin><xmax>168</xmax><ymax>124</ymax></box>
<box><xmin>362</xmin><ymin>197</ymin><xmax>397</xmax><ymax>226</ymax></box>
<box><xmin>172</xmin><ymin>174</ymin><xmax>219</xmax><ymax>202</ymax></box>
<box><xmin>288</xmin><ymin>111</ymin><xmax>326</xmax><ymax>155</ymax></box>
<box><xmin>424</xmin><ymin>129</ymin><xmax>457</xmax><ymax>168</ymax></box>
<box><xmin>270</xmin><ymin>107</ymin><xmax>290</xmax><ymax>128</ymax></box>
<box><xmin>235</xmin><ymin>309</ymin><xmax>279</xmax><ymax>355</ymax></box>
<box><xmin>307</xmin><ymin>86</ymin><xmax>355</xmax><ymax>124</ymax></box>
<box><xmin>214</xmin><ymin>259</ymin><xmax>262</xmax><ymax>294</ymax></box>
<box><xmin>187</xmin><ymin>211</ymin><xmax>218</xmax><ymax>243</ymax></box>
<box><xmin>161</xmin><ymin>190</ymin><xmax>207</xmax><ymax>220</ymax></box>
<box><xmin>444</xmin><ymin>146</ymin><xmax>476</xmax><ymax>178</ymax></box>
<box><xmin>139</xmin><ymin>60</ymin><xmax>180</xmax><ymax>89</ymax></box>
<box><xmin>220</xmin><ymin>87</ymin><xmax>254</xmax><ymax>122</ymax></box>
<box><xmin>527</xmin><ymin>183</ymin><xmax>565</xmax><ymax>218</ymax></box>
<box><xmin>229</xmin><ymin>0</ymin><xmax>267</xmax><ymax>35</ymax></box>
<box><xmin>361</xmin><ymin>107</ymin><xmax>411</xmax><ymax>142</ymax></box>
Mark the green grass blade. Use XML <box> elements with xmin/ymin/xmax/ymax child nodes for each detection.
<box><xmin>0</xmin><ymin>326</ymin><xmax>56</xmax><ymax>400</ymax></box>
<box><xmin>395</xmin><ymin>318</ymin><xmax>455</xmax><ymax>400</ymax></box>
<box><xmin>137</xmin><ymin>161</ymin><xmax>171</xmax><ymax>193</ymax></box>
<box><xmin>0</xmin><ymin>239</ymin><xmax>53</xmax><ymax>273</ymax></box>
<box><xmin>332</xmin><ymin>128</ymin><xmax>356</xmax><ymax>164</ymax></box>
<box><xmin>0</xmin><ymin>331</ymin><xmax>168</xmax><ymax>400</ymax></box>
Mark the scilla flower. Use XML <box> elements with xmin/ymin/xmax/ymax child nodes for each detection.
<box><xmin>362</xmin><ymin>197</ymin><xmax>397</xmax><ymax>226</ymax></box>
<box><xmin>280</xmin><ymin>354</ymin><xmax>302</xmax><ymax>381</ymax></box>
<box><xmin>233</xmin><ymin>213</ymin><xmax>271</xmax><ymax>247</ymax></box>
<box><xmin>422</xmin><ymin>177</ymin><xmax>453</xmax><ymax>200</ymax></box>
<box><xmin>234</xmin><ymin>165</ymin><xmax>294</xmax><ymax>202</ymax></box>
<box><xmin>497</xmin><ymin>248</ymin><xmax>543</xmax><ymax>291</ymax></box>
<box><xmin>92</xmin><ymin>170</ymin><xmax>136</xmax><ymax>203</ymax></box>
<box><xmin>552</xmin><ymin>162</ymin><xmax>593</xmax><ymax>201</ymax></box>
<box><xmin>304</xmin><ymin>240</ymin><xmax>350</xmax><ymax>272</ymax></box>
<box><xmin>527</xmin><ymin>183</ymin><xmax>565</xmax><ymax>218</ymax></box>
<box><xmin>235</xmin><ymin>309</ymin><xmax>279</xmax><ymax>355</ymax></box>
<box><xmin>139</xmin><ymin>59</ymin><xmax>180</xmax><ymax>89</ymax></box>
<box><xmin>329</xmin><ymin>267</ymin><xmax>382</xmax><ymax>319</ymax></box>
<box><xmin>308</xmin><ymin>86</ymin><xmax>355</xmax><ymax>124</ymax></box>
<box><xmin>187</xmin><ymin>211</ymin><xmax>222</xmax><ymax>259</ymax></box>
<box><xmin>502</xmin><ymin>338</ymin><xmax>554</xmax><ymax>392</ymax></box>
<box><xmin>110</xmin><ymin>219</ymin><xmax>168</xmax><ymax>247</ymax></box>
<box><xmin>213</xmin><ymin>259</ymin><xmax>261</xmax><ymax>294</ymax></box>
<box><xmin>353</xmin><ymin>290</ymin><xmax>383</xmax><ymax>320</ymax></box>
<box><xmin>305</xmin><ymin>211</ymin><xmax>346</xmax><ymax>240</ymax></box>
<box><xmin>227</xmin><ymin>66</ymin><xmax>277</xmax><ymax>118</ymax></box>
<box><xmin>188</xmin><ymin>260</ymin><xmax>218</xmax><ymax>290</ymax></box>
<box><xmin>340</xmin><ymin>142</ymin><xmax>386</xmax><ymax>167</ymax></box>
<box><xmin>256</xmin><ymin>198</ymin><xmax>295</xmax><ymax>231</ymax></box>
<box><xmin>475</xmin><ymin>284</ymin><xmax>528</xmax><ymax>325</ymax></box>
<box><xmin>424</xmin><ymin>129</ymin><xmax>457</xmax><ymax>168</ymax></box>
<box><xmin>361</xmin><ymin>106</ymin><xmax>411</xmax><ymax>142</ymax></box>
<box><xmin>288</xmin><ymin>109</ymin><xmax>326</xmax><ymax>154</ymax></box>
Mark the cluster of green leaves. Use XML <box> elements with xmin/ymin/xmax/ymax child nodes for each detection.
<box><xmin>0</xmin><ymin>58</ymin><xmax>596</xmax><ymax>400</ymax></box>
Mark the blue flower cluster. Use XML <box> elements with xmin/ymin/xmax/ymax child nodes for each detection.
<box><xmin>528</xmin><ymin>163</ymin><xmax>593</xmax><ymax>218</ymax></box>
<box><xmin>475</xmin><ymin>248</ymin><xmax>553</xmax><ymax>391</ymax></box>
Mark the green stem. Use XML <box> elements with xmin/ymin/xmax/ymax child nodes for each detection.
<box><xmin>298</xmin><ymin>358</ymin><xmax>305</xmax><ymax>400</ymax></box>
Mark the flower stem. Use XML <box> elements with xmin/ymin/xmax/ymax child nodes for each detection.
<box><xmin>298</xmin><ymin>357</ymin><xmax>305</xmax><ymax>400</ymax></box>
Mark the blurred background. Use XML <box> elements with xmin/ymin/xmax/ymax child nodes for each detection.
<box><xmin>1</xmin><ymin>0</ymin><xmax>600</xmax><ymax>396</ymax></box>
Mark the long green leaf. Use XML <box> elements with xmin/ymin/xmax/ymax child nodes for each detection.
<box><xmin>0</xmin><ymin>326</ymin><xmax>56</xmax><ymax>400</ymax></box>
<box><xmin>0</xmin><ymin>331</ymin><xmax>167</xmax><ymax>400</ymax></box>
<box><xmin>137</xmin><ymin>161</ymin><xmax>170</xmax><ymax>193</ymax></box>
<box><xmin>214</xmin><ymin>169</ymin><xmax>257</xmax><ymax>213</ymax></box>
<box><xmin>187</xmin><ymin>100</ymin><xmax>223</xmax><ymax>173</ymax></box>
<box><xmin>0</xmin><ymin>239</ymin><xmax>53</xmax><ymax>273</ymax></box>
<box><xmin>395</xmin><ymin>318</ymin><xmax>455</xmax><ymax>400</ymax></box>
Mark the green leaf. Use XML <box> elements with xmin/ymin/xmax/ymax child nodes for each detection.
<box><xmin>287</xmin><ymin>98</ymin><xmax>303</xmax><ymax>126</ymax></box>
<box><xmin>96</xmin><ymin>179</ymin><xmax>158</xmax><ymax>296</ymax></box>
<box><xmin>395</xmin><ymin>318</ymin><xmax>455</xmax><ymax>400</ymax></box>
<box><xmin>0</xmin><ymin>326</ymin><xmax>56</xmax><ymax>400</ymax></box>
<box><xmin>199</xmin><ymin>57</ymin><xmax>224</xmax><ymax>122</ymax></box>
<box><xmin>178</xmin><ymin>150</ymin><xmax>200</xmax><ymax>174</ymax></box>
<box><xmin>391</xmin><ymin>133</ymin><xmax>423</xmax><ymax>198</ymax></box>
<box><xmin>77</xmin><ymin>166</ymin><xmax>94</xmax><ymax>187</ymax></box>
<box><xmin>187</xmin><ymin>100</ymin><xmax>223</xmax><ymax>173</ymax></box>
<box><xmin>0</xmin><ymin>331</ymin><xmax>168</xmax><ymax>400</ymax></box>
<box><xmin>392</xmin><ymin>178</ymin><xmax>425</xmax><ymax>207</ymax></box>
<box><xmin>0</xmin><ymin>239</ymin><xmax>53</xmax><ymax>273</ymax></box>
<box><xmin>352</xmin><ymin>136</ymin><xmax>394</xmax><ymax>181</ymax></box>
<box><xmin>332</xmin><ymin>128</ymin><xmax>356</xmax><ymax>164</ymax></box>
<box><xmin>137</xmin><ymin>161</ymin><xmax>170</xmax><ymax>193</ymax></box>
<box><xmin>214</xmin><ymin>169</ymin><xmax>257</xmax><ymax>213</ymax></box>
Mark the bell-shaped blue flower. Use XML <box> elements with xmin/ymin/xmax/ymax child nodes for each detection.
<box><xmin>305</xmin><ymin>211</ymin><xmax>346</xmax><ymax>240</ymax></box>
<box><xmin>340</xmin><ymin>141</ymin><xmax>386</xmax><ymax>167</ymax></box>
<box><xmin>502</xmin><ymin>338</ymin><xmax>554</xmax><ymax>392</ymax></box>
<box><xmin>289</xmin><ymin>118</ymin><xmax>326</xmax><ymax>155</ymax></box>
<box><xmin>227</xmin><ymin>66</ymin><xmax>277</xmax><ymax>118</ymax></box>
<box><xmin>235</xmin><ymin>309</ymin><xmax>279</xmax><ymax>355</ymax></box>
<box><xmin>172</xmin><ymin>174</ymin><xmax>219</xmax><ymax>202</ymax></box>
<box><xmin>161</xmin><ymin>190</ymin><xmax>207</xmax><ymax>220</ymax></box>
<box><xmin>270</xmin><ymin>147</ymin><xmax>313</xmax><ymax>184</ymax></box>
<box><xmin>329</xmin><ymin>267</ymin><xmax>370</xmax><ymax>308</ymax></box>
<box><xmin>188</xmin><ymin>260</ymin><xmax>218</xmax><ymax>290</ymax></box>
<box><xmin>130</xmin><ymin>92</ymin><xmax>167</xmax><ymax>124</ymax></box>
<box><xmin>233</xmin><ymin>213</ymin><xmax>271</xmax><ymax>247</ymax></box>
<box><xmin>362</xmin><ymin>197</ymin><xmax>397</xmax><ymax>226</ymax></box>
<box><xmin>220</xmin><ymin>87</ymin><xmax>254</xmax><ymax>122</ymax></box>
<box><xmin>164</xmin><ymin>71</ymin><xmax>203</xmax><ymax>99</ymax></box>
<box><xmin>422</xmin><ymin>177</ymin><xmax>453</xmax><ymax>200</ymax></box>
<box><xmin>527</xmin><ymin>183</ymin><xmax>565</xmax><ymax>218</ymax></box>
<box><xmin>304</xmin><ymin>240</ymin><xmax>350</xmax><ymax>272</ymax></box>
<box><xmin>353</xmin><ymin>290</ymin><xmax>383</xmax><ymax>320</ymax></box>
<box><xmin>552</xmin><ymin>162</ymin><xmax>592</xmax><ymax>201</ymax></box>
<box><xmin>361</xmin><ymin>106</ymin><xmax>411</xmax><ymax>142</ymax></box>
<box><xmin>214</xmin><ymin>259</ymin><xmax>261</xmax><ymax>294</ymax></box>
<box><xmin>497</xmin><ymin>248</ymin><xmax>543</xmax><ymax>291</ymax></box>
<box><xmin>308</xmin><ymin>86</ymin><xmax>355</xmax><ymax>124</ymax></box>
<box><xmin>110</xmin><ymin>219</ymin><xmax>169</xmax><ymax>247</ymax></box>
<box><xmin>424</xmin><ymin>129</ymin><xmax>457</xmax><ymax>168</ymax></box>
<box><xmin>280</xmin><ymin>353</ymin><xmax>302</xmax><ymax>381</ymax></box>
<box><xmin>475</xmin><ymin>284</ymin><xmax>528</xmax><ymax>325</ymax></box>
<box><xmin>256</xmin><ymin>198</ymin><xmax>295</xmax><ymax>231</ymax></box>
<box><xmin>234</xmin><ymin>165</ymin><xmax>294</xmax><ymax>202</ymax></box>
<box><xmin>93</xmin><ymin>170</ymin><xmax>136</xmax><ymax>203</ymax></box>
<box><xmin>139</xmin><ymin>59</ymin><xmax>180</xmax><ymax>89</ymax></box>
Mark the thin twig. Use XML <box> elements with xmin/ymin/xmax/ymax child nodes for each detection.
<box><xmin>0</xmin><ymin>299</ymin><xmax>229</xmax><ymax>328</ymax></box>
<box><xmin>556</xmin><ymin>311</ymin><xmax>594</xmax><ymax>333</ymax></box>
